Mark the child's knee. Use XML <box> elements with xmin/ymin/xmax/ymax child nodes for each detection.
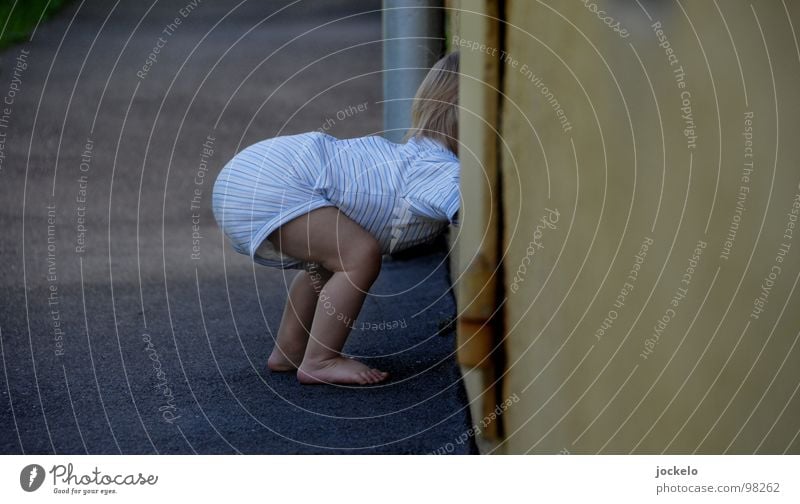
<box><xmin>302</xmin><ymin>262</ymin><xmax>332</xmax><ymax>293</ymax></box>
<box><xmin>333</xmin><ymin>236</ymin><xmax>381</xmax><ymax>276</ymax></box>
<box><xmin>355</xmin><ymin>238</ymin><xmax>382</xmax><ymax>276</ymax></box>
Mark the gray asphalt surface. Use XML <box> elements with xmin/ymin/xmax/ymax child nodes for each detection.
<box><xmin>0</xmin><ymin>0</ymin><xmax>475</xmax><ymax>454</ymax></box>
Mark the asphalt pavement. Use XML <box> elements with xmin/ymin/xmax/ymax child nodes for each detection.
<box><xmin>0</xmin><ymin>0</ymin><xmax>475</xmax><ymax>454</ymax></box>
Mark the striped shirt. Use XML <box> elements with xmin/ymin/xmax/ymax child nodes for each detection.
<box><xmin>211</xmin><ymin>132</ymin><xmax>460</xmax><ymax>269</ymax></box>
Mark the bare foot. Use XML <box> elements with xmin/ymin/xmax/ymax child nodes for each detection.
<box><xmin>267</xmin><ymin>347</ymin><xmax>303</xmax><ymax>372</ymax></box>
<box><xmin>297</xmin><ymin>356</ymin><xmax>389</xmax><ymax>385</ymax></box>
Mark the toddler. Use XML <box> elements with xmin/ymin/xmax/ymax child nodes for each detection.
<box><xmin>211</xmin><ymin>52</ymin><xmax>459</xmax><ymax>385</ymax></box>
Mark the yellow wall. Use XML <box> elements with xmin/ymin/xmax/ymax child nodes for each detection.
<box><xmin>456</xmin><ymin>0</ymin><xmax>800</xmax><ymax>453</ymax></box>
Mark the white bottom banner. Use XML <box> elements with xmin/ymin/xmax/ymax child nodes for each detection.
<box><xmin>2</xmin><ymin>455</ymin><xmax>797</xmax><ymax>502</ymax></box>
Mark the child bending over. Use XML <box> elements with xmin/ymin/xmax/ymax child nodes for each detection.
<box><xmin>212</xmin><ymin>52</ymin><xmax>459</xmax><ymax>385</ymax></box>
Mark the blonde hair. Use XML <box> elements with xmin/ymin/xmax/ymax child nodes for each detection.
<box><xmin>404</xmin><ymin>52</ymin><xmax>459</xmax><ymax>155</ymax></box>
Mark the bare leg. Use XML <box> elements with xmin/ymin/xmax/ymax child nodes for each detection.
<box><xmin>267</xmin><ymin>268</ymin><xmax>329</xmax><ymax>371</ymax></box>
<box><xmin>268</xmin><ymin>207</ymin><xmax>389</xmax><ymax>385</ymax></box>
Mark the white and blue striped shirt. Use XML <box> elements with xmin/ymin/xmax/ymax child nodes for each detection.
<box><xmin>212</xmin><ymin>132</ymin><xmax>460</xmax><ymax>269</ymax></box>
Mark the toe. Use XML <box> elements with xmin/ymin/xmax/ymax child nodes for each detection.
<box><xmin>369</xmin><ymin>369</ymin><xmax>386</xmax><ymax>382</ymax></box>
